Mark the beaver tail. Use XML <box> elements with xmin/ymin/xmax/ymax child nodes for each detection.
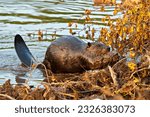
<box><xmin>14</xmin><ymin>34</ymin><xmax>36</xmax><ymax>67</ymax></box>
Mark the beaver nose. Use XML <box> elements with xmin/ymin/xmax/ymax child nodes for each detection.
<box><xmin>107</xmin><ymin>46</ymin><xmax>110</xmax><ymax>51</ymax></box>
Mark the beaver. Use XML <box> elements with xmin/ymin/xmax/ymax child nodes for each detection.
<box><xmin>15</xmin><ymin>34</ymin><xmax>119</xmax><ymax>73</ymax></box>
<box><xmin>42</xmin><ymin>35</ymin><xmax>111</xmax><ymax>73</ymax></box>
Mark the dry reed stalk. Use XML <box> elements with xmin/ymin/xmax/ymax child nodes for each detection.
<box><xmin>0</xmin><ymin>94</ymin><xmax>16</xmax><ymax>100</ymax></box>
<box><xmin>108</xmin><ymin>66</ymin><xmax>118</xmax><ymax>87</ymax></box>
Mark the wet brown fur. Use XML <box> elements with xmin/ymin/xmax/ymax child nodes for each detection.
<box><xmin>43</xmin><ymin>35</ymin><xmax>110</xmax><ymax>73</ymax></box>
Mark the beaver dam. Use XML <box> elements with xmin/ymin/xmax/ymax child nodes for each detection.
<box><xmin>0</xmin><ymin>0</ymin><xmax>150</xmax><ymax>100</ymax></box>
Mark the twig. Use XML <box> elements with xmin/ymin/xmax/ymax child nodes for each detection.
<box><xmin>112</xmin><ymin>57</ymin><xmax>126</xmax><ymax>69</ymax></box>
<box><xmin>29</xmin><ymin>62</ymin><xmax>52</xmax><ymax>83</ymax></box>
<box><xmin>57</xmin><ymin>92</ymin><xmax>75</xmax><ymax>98</ymax></box>
<box><xmin>0</xmin><ymin>94</ymin><xmax>16</xmax><ymax>100</ymax></box>
<box><xmin>129</xmin><ymin>67</ymin><xmax>150</xmax><ymax>80</ymax></box>
<box><xmin>108</xmin><ymin>66</ymin><xmax>118</xmax><ymax>87</ymax></box>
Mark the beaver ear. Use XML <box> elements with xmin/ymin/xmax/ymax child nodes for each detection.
<box><xmin>87</xmin><ymin>42</ymin><xmax>92</xmax><ymax>48</ymax></box>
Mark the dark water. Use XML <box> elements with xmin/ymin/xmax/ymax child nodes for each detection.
<box><xmin>0</xmin><ymin>0</ymin><xmax>121</xmax><ymax>85</ymax></box>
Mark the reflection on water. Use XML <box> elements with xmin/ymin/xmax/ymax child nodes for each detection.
<box><xmin>0</xmin><ymin>0</ymin><xmax>121</xmax><ymax>85</ymax></box>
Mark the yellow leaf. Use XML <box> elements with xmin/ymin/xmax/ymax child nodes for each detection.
<box><xmin>122</xmin><ymin>33</ymin><xmax>126</xmax><ymax>40</ymax></box>
<box><xmin>123</xmin><ymin>16</ymin><xmax>128</xmax><ymax>25</ymax></box>
<box><xmin>69</xmin><ymin>28</ymin><xmax>72</xmax><ymax>34</ymax></box>
<box><xmin>38</xmin><ymin>30</ymin><xmax>43</xmax><ymax>36</ymax></box>
<box><xmin>107</xmin><ymin>20</ymin><xmax>111</xmax><ymax>26</ymax></box>
<box><xmin>91</xmin><ymin>28</ymin><xmax>95</xmax><ymax>39</ymax></box>
<box><xmin>91</xmin><ymin>28</ymin><xmax>95</xmax><ymax>34</ymax></box>
<box><xmin>127</xmin><ymin>62</ymin><xmax>136</xmax><ymax>71</ymax></box>
<box><xmin>101</xmin><ymin>18</ymin><xmax>105</xmax><ymax>23</ymax></box>
<box><xmin>134</xmin><ymin>77</ymin><xmax>139</xmax><ymax>83</ymax></box>
<box><xmin>143</xmin><ymin>23</ymin><xmax>146</xmax><ymax>29</ymax></box>
<box><xmin>136</xmin><ymin>25</ymin><xmax>140</xmax><ymax>32</ymax></box>
<box><xmin>68</xmin><ymin>22</ymin><xmax>72</xmax><ymax>27</ymax></box>
<box><xmin>107</xmin><ymin>40</ymin><xmax>112</xmax><ymax>45</ymax></box>
<box><xmin>112</xmin><ymin>0</ymin><xmax>116</xmax><ymax>4</ymax></box>
<box><xmin>51</xmin><ymin>75</ymin><xmax>57</xmax><ymax>82</ymax></box>
<box><xmin>129</xmin><ymin>48</ymin><xmax>134</xmax><ymax>51</ymax></box>
<box><xmin>100</xmin><ymin>6</ymin><xmax>105</xmax><ymax>12</ymax></box>
<box><xmin>38</xmin><ymin>30</ymin><xmax>43</xmax><ymax>41</ymax></box>
<box><xmin>85</xmin><ymin>9</ymin><xmax>91</xmax><ymax>15</ymax></box>
<box><xmin>127</xmin><ymin>10</ymin><xmax>132</xmax><ymax>15</ymax></box>
<box><xmin>119</xmin><ymin>29</ymin><xmax>123</xmax><ymax>37</ymax></box>
<box><xmin>118</xmin><ymin>43</ymin><xmax>121</xmax><ymax>47</ymax></box>
<box><xmin>113</xmin><ymin>9</ymin><xmax>118</xmax><ymax>15</ymax></box>
<box><xmin>85</xmin><ymin>15</ymin><xmax>91</xmax><ymax>21</ymax></box>
<box><xmin>123</xmin><ymin>26</ymin><xmax>127</xmax><ymax>32</ymax></box>
<box><xmin>106</xmin><ymin>32</ymin><xmax>110</xmax><ymax>38</ymax></box>
<box><xmin>129</xmin><ymin>51</ymin><xmax>136</xmax><ymax>58</ymax></box>
<box><xmin>129</xmin><ymin>26</ymin><xmax>134</xmax><ymax>33</ymax></box>
<box><xmin>32</xmin><ymin>64</ymin><xmax>36</xmax><ymax>68</ymax></box>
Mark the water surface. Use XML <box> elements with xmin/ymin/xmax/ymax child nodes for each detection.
<box><xmin>0</xmin><ymin>0</ymin><xmax>121</xmax><ymax>85</ymax></box>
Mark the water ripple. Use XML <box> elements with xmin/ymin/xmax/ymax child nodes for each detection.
<box><xmin>0</xmin><ymin>0</ymin><xmax>122</xmax><ymax>85</ymax></box>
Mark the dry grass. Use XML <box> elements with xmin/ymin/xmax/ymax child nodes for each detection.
<box><xmin>0</xmin><ymin>53</ymin><xmax>149</xmax><ymax>100</ymax></box>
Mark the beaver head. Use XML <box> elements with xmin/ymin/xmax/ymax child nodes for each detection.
<box><xmin>86</xmin><ymin>42</ymin><xmax>110</xmax><ymax>55</ymax></box>
<box><xmin>82</xmin><ymin>41</ymin><xmax>118</xmax><ymax>70</ymax></box>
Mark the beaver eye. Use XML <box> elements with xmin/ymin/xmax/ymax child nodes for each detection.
<box><xmin>87</xmin><ymin>42</ymin><xmax>92</xmax><ymax>48</ymax></box>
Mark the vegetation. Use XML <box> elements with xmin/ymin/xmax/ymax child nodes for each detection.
<box><xmin>0</xmin><ymin>0</ymin><xmax>149</xmax><ymax>100</ymax></box>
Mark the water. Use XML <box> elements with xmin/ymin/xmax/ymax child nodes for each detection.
<box><xmin>0</xmin><ymin>0</ymin><xmax>122</xmax><ymax>85</ymax></box>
